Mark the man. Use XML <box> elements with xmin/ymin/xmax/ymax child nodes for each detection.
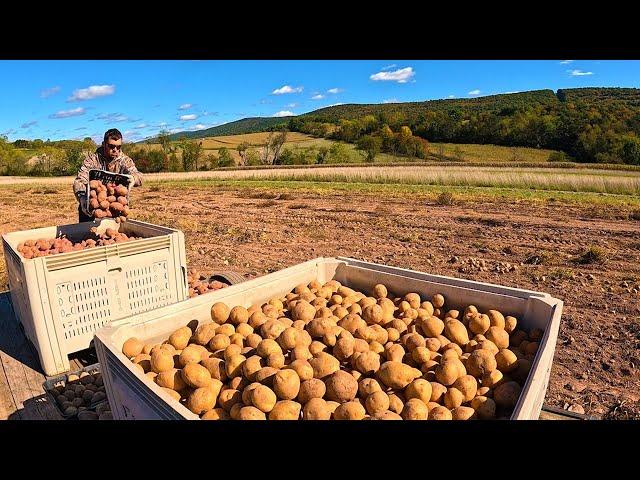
<box><xmin>73</xmin><ymin>128</ymin><xmax>143</xmax><ymax>222</ymax></box>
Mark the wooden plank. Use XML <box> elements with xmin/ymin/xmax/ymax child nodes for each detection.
<box><xmin>0</xmin><ymin>359</ymin><xmax>17</xmax><ymax>419</ymax></box>
<box><xmin>0</xmin><ymin>291</ymin><xmax>61</xmax><ymax>420</ymax></box>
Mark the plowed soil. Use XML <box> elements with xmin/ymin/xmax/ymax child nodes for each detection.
<box><xmin>1</xmin><ymin>183</ymin><xmax>639</xmax><ymax>419</ymax></box>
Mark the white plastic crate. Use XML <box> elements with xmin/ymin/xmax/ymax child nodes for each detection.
<box><xmin>2</xmin><ymin>219</ymin><xmax>188</xmax><ymax>376</ymax></box>
<box><xmin>94</xmin><ymin>256</ymin><xmax>563</xmax><ymax>420</ymax></box>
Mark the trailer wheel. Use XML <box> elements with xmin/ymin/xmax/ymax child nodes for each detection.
<box><xmin>210</xmin><ymin>271</ymin><xmax>246</xmax><ymax>286</ymax></box>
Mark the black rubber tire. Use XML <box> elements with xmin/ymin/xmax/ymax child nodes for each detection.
<box><xmin>210</xmin><ymin>271</ymin><xmax>247</xmax><ymax>286</ymax></box>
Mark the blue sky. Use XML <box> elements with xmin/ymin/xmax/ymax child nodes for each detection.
<box><xmin>0</xmin><ymin>60</ymin><xmax>638</xmax><ymax>143</ymax></box>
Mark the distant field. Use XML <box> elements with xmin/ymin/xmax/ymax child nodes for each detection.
<box><xmin>138</xmin><ymin>132</ymin><xmax>564</xmax><ymax>165</ymax></box>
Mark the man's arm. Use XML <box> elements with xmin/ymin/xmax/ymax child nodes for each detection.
<box><xmin>120</xmin><ymin>155</ymin><xmax>143</xmax><ymax>187</ymax></box>
<box><xmin>73</xmin><ymin>153</ymin><xmax>97</xmax><ymax>201</ymax></box>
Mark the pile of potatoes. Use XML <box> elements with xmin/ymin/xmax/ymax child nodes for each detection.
<box><xmin>17</xmin><ymin>228</ymin><xmax>142</xmax><ymax>259</ymax></box>
<box><xmin>187</xmin><ymin>270</ymin><xmax>230</xmax><ymax>298</ymax></box>
<box><xmin>88</xmin><ymin>179</ymin><xmax>130</xmax><ymax>222</ymax></box>
<box><xmin>122</xmin><ymin>280</ymin><xmax>542</xmax><ymax>420</ymax></box>
<box><xmin>48</xmin><ymin>370</ymin><xmax>111</xmax><ymax>419</ymax></box>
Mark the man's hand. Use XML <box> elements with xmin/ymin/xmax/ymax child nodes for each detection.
<box><xmin>124</xmin><ymin>174</ymin><xmax>135</xmax><ymax>190</ymax></box>
<box><xmin>78</xmin><ymin>193</ymin><xmax>91</xmax><ymax>217</ymax></box>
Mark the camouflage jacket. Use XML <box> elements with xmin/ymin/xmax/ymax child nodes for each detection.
<box><xmin>73</xmin><ymin>147</ymin><xmax>143</xmax><ymax>200</ymax></box>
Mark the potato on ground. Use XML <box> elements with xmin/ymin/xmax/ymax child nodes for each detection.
<box><xmin>365</xmin><ymin>391</ymin><xmax>390</xmax><ymax>416</ymax></box>
<box><xmin>273</xmin><ymin>369</ymin><xmax>301</xmax><ymax>400</ymax></box>
<box><xmin>269</xmin><ymin>400</ymin><xmax>302</xmax><ymax>420</ymax></box>
<box><xmin>303</xmin><ymin>398</ymin><xmax>331</xmax><ymax>420</ymax></box>
<box><xmin>377</xmin><ymin>361</ymin><xmax>421</xmax><ymax>389</ymax></box>
<box><xmin>333</xmin><ymin>401</ymin><xmax>366</xmax><ymax>420</ymax></box>
<box><xmin>297</xmin><ymin>378</ymin><xmax>326</xmax><ymax>404</ymax></box>
<box><xmin>325</xmin><ymin>370</ymin><xmax>358</xmax><ymax>403</ymax></box>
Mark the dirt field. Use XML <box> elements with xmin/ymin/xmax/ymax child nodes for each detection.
<box><xmin>1</xmin><ymin>183</ymin><xmax>639</xmax><ymax>419</ymax></box>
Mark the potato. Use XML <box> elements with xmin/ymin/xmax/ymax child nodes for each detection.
<box><xmin>266</xmin><ymin>352</ymin><xmax>285</xmax><ymax>369</ymax></box>
<box><xmin>211</xmin><ymin>302</ymin><xmax>230</xmax><ymax>324</ymax></box>
<box><xmin>122</xmin><ymin>337</ymin><xmax>144</xmax><ymax>357</ymax></box>
<box><xmin>419</xmin><ymin>316</ymin><xmax>445</xmax><ymax>338</ymax></box>
<box><xmin>307</xmin><ymin>318</ymin><xmax>333</xmax><ymax>339</ymax></box>
<box><xmin>372</xmin><ymin>284</ymin><xmax>388</xmax><ymax>298</ymax></box>
<box><xmin>242</xmin><ymin>355</ymin><xmax>264</xmax><ymax>382</ymax></box>
<box><xmin>385</xmin><ymin>344</ymin><xmax>405</xmax><ymax>363</ymax></box>
<box><xmin>202</xmin><ymin>408</ymin><xmax>230</xmax><ymax>420</ymax></box>
<box><xmin>168</xmin><ymin>327</ymin><xmax>192</xmax><ymax>350</ymax></box>
<box><xmin>201</xmin><ymin>358</ymin><xmax>227</xmax><ymax>382</ymax></box>
<box><xmin>505</xmin><ymin>316</ymin><xmax>517</xmax><ymax>334</ymax></box>
<box><xmin>443</xmin><ymin>319</ymin><xmax>469</xmax><ymax>346</ymax></box>
<box><xmin>386</xmin><ymin>328</ymin><xmax>400</xmax><ymax>342</ymax></box>
<box><xmin>509</xmin><ymin>330</ymin><xmax>527</xmax><ymax>348</ymax></box>
<box><xmin>333</xmin><ymin>401</ymin><xmax>366</xmax><ymax>420</ymax></box>
<box><xmin>162</xmin><ymin>387</ymin><xmax>182</xmax><ymax>402</ymax></box>
<box><xmin>512</xmin><ymin>358</ymin><xmax>532</xmax><ymax>383</ymax></box>
<box><xmin>403</xmin><ymin>333</ymin><xmax>426</xmax><ymax>352</ymax></box>
<box><xmin>525</xmin><ymin>342</ymin><xmax>539</xmax><ymax>356</ymax></box>
<box><xmin>298</xmin><ymin>378</ymin><xmax>326</xmax><ymax>404</ymax></box>
<box><xmin>477</xmin><ymin>340</ymin><xmax>499</xmax><ymax>356</ymax></box>
<box><xmin>277</xmin><ymin>327</ymin><xmax>300</xmax><ymax>350</ymax></box>
<box><xmin>487</xmin><ymin>310</ymin><xmax>505</xmax><ymax>329</ymax></box>
<box><xmin>325</xmin><ymin>370</ymin><xmax>358</xmax><ymax>402</ymax></box>
<box><xmin>309</xmin><ymin>352</ymin><xmax>340</xmax><ymax>379</ymax></box>
<box><xmin>273</xmin><ymin>369</ymin><xmax>301</xmax><ymax>400</ymax></box>
<box><xmin>303</xmin><ymin>398</ymin><xmax>331</xmax><ymax>420</ymax></box>
<box><xmin>467</xmin><ymin>349</ymin><xmax>498</xmax><ymax>378</ymax></box>
<box><xmin>254</xmin><ymin>367</ymin><xmax>279</xmax><ymax>387</ymax></box>
<box><xmin>292</xmin><ymin>301</ymin><xmax>316</xmax><ymax>322</ymax></box>
<box><xmin>150</xmin><ymin>349</ymin><xmax>174</xmax><ymax>373</ymax></box>
<box><xmin>386</xmin><ymin>393</ymin><xmax>404</xmax><ymax>414</ymax></box>
<box><xmin>493</xmin><ymin>381</ymin><xmax>522</xmax><ymax>410</ymax></box>
<box><xmin>229</xmin><ymin>402</ymin><xmax>245</xmax><ymax>420</ymax></box>
<box><xmin>400</xmin><ymin>398</ymin><xmax>429</xmax><ymax>420</ymax></box>
<box><xmin>333</xmin><ymin>337</ymin><xmax>355</xmax><ymax>362</ymax></box>
<box><xmin>309</xmin><ymin>341</ymin><xmax>327</xmax><ymax>356</ymax></box>
<box><xmin>291</xmin><ymin>346</ymin><xmax>313</xmax><ymax>361</ymax></box>
<box><xmin>443</xmin><ymin>387</ymin><xmax>465</xmax><ymax>409</ymax></box>
<box><xmin>187</xmin><ymin>386</ymin><xmax>218</xmax><ymax>415</ymax></box>
<box><xmin>434</xmin><ymin>360</ymin><xmax>461</xmax><ymax>386</ymax></box>
<box><xmin>235</xmin><ymin>323</ymin><xmax>253</xmax><ymax>338</ymax></box>
<box><xmin>364</xmin><ymin>390</ymin><xmax>390</xmax><ymax>416</ymax></box>
<box><xmin>377</xmin><ymin>361</ymin><xmax>421</xmax><ymax>389</ymax></box>
<box><xmin>269</xmin><ymin>400</ymin><xmax>302</xmax><ymax>420</ymax></box>
<box><xmin>429</xmin><ymin>382</ymin><xmax>447</xmax><ymax>403</ymax></box>
<box><xmin>482</xmin><ymin>369</ymin><xmax>505</xmax><ymax>389</ymax></box>
<box><xmin>181</xmin><ymin>363</ymin><xmax>212</xmax><ymax>388</ymax></box>
<box><xmin>363</xmin><ymin>304</ymin><xmax>384</xmax><ymax>325</ymax></box>
<box><xmin>486</xmin><ymin>326</ymin><xmax>509</xmax><ymax>350</ymax></box>
<box><xmin>245</xmin><ymin>333</ymin><xmax>263</xmax><ymax>349</ymax></box>
<box><xmin>471</xmin><ymin>396</ymin><xmax>496</xmax><ymax>419</ymax></box>
<box><xmin>495</xmin><ymin>349</ymin><xmax>518</xmax><ymax>373</ymax></box>
<box><xmin>256</xmin><ymin>339</ymin><xmax>282</xmax><ymax>358</ymax></box>
<box><xmin>193</xmin><ymin>323</ymin><xmax>218</xmax><ymax>346</ymax></box>
<box><xmin>469</xmin><ymin>314</ymin><xmax>490</xmax><ymax>335</ymax></box>
<box><xmin>249</xmin><ymin>385</ymin><xmax>277</xmax><ymax>413</ymax></box>
<box><xmin>239</xmin><ymin>406</ymin><xmax>267</xmax><ymax>420</ymax></box>
<box><xmin>287</xmin><ymin>359</ymin><xmax>314</xmax><ymax>381</ymax></box>
<box><xmin>179</xmin><ymin>345</ymin><xmax>203</xmax><ymax>367</ymax></box>
<box><xmin>354</xmin><ymin>351</ymin><xmax>381</xmax><ymax>375</ymax></box>
<box><xmin>132</xmin><ymin>354</ymin><xmax>152</xmax><ymax>372</ymax></box>
<box><xmin>432</xmin><ymin>294</ymin><xmax>445</xmax><ymax>309</ymax></box>
<box><xmin>453</xmin><ymin>375</ymin><xmax>478</xmax><ymax>402</ymax></box>
<box><xmin>249</xmin><ymin>311</ymin><xmax>268</xmax><ymax>330</ymax></box>
<box><xmin>225</xmin><ymin>354</ymin><xmax>246</xmax><ymax>378</ymax></box>
<box><xmin>217</xmin><ymin>388</ymin><xmax>242</xmax><ymax>411</ymax></box>
<box><xmin>452</xmin><ymin>406</ymin><xmax>477</xmax><ymax>420</ymax></box>
<box><xmin>155</xmin><ymin>369</ymin><xmax>188</xmax><ymax>392</ymax></box>
<box><xmin>429</xmin><ymin>405</ymin><xmax>452</xmax><ymax>420</ymax></box>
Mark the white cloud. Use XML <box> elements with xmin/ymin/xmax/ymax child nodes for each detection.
<box><xmin>21</xmin><ymin>120</ymin><xmax>38</xmax><ymax>128</ymax></box>
<box><xmin>383</xmin><ymin>98</ymin><xmax>399</xmax><ymax>104</ymax></box>
<box><xmin>180</xmin><ymin>114</ymin><xmax>198</xmax><ymax>121</ymax></box>
<box><xmin>370</xmin><ymin>67</ymin><xmax>415</xmax><ymax>83</ymax></box>
<box><xmin>40</xmin><ymin>86</ymin><xmax>61</xmax><ymax>98</ymax></box>
<box><xmin>68</xmin><ymin>84</ymin><xmax>115</xmax><ymax>101</ymax></box>
<box><xmin>49</xmin><ymin>107</ymin><xmax>86</xmax><ymax>119</ymax></box>
<box><xmin>312</xmin><ymin>94</ymin><xmax>325</xmax><ymax>100</ymax></box>
<box><xmin>468</xmin><ymin>89</ymin><xmax>481</xmax><ymax>95</ymax></box>
<box><xmin>178</xmin><ymin>103</ymin><xmax>192</xmax><ymax>110</ymax></box>
<box><xmin>272</xmin><ymin>110</ymin><xmax>294</xmax><ymax>117</ymax></box>
<box><xmin>134</xmin><ymin>123</ymin><xmax>147</xmax><ymax>129</ymax></box>
<box><xmin>272</xmin><ymin>85</ymin><xmax>304</xmax><ymax>95</ymax></box>
<box><xmin>381</xmin><ymin>64</ymin><xmax>397</xmax><ymax>71</ymax></box>
<box><xmin>192</xmin><ymin>124</ymin><xmax>207</xmax><ymax>130</ymax></box>
<box><xmin>327</xmin><ymin>88</ymin><xmax>342</xmax><ymax>94</ymax></box>
<box><xmin>97</xmin><ymin>112</ymin><xmax>128</xmax><ymax>122</ymax></box>
<box><xmin>504</xmin><ymin>91</ymin><xmax>520</xmax><ymax>94</ymax></box>
<box><xmin>159</xmin><ymin>122</ymin><xmax>168</xmax><ymax>127</ymax></box>
<box><xmin>169</xmin><ymin>128</ymin><xmax>182</xmax><ymax>133</ymax></box>
<box><xmin>560</xmin><ymin>60</ymin><xmax>573</xmax><ymax>64</ymax></box>
<box><xmin>447</xmin><ymin>95</ymin><xmax>455</xmax><ymax>99</ymax></box>
<box><xmin>286</xmin><ymin>103</ymin><xmax>297</xmax><ymax>108</ymax></box>
<box><xmin>569</xmin><ymin>69</ymin><xmax>594</xmax><ymax>76</ymax></box>
<box><xmin>326</xmin><ymin>103</ymin><xmax>344</xmax><ymax>107</ymax></box>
